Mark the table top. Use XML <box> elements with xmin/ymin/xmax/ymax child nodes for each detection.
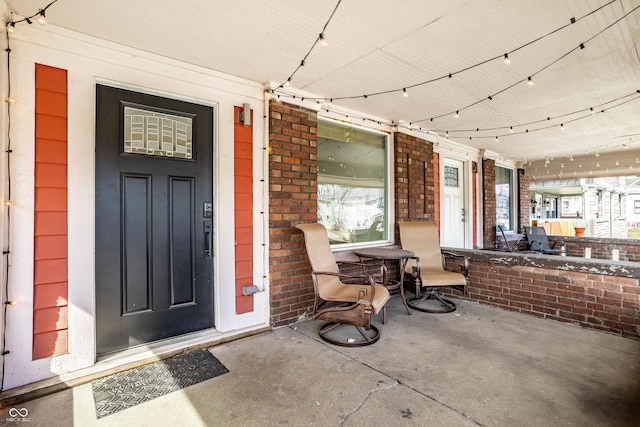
<box><xmin>354</xmin><ymin>247</ymin><xmax>414</xmax><ymax>260</ymax></box>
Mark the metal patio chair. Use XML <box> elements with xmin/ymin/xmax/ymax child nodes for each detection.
<box><xmin>398</xmin><ymin>221</ymin><xmax>468</xmax><ymax>313</ymax></box>
<box><xmin>296</xmin><ymin>223</ymin><xmax>391</xmax><ymax>347</ymax></box>
<box><xmin>523</xmin><ymin>226</ymin><xmax>567</xmax><ymax>255</ymax></box>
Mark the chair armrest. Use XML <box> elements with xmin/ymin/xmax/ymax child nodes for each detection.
<box><xmin>312</xmin><ymin>270</ymin><xmax>377</xmax><ymax>302</ymax></box>
<box><xmin>442</xmin><ymin>251</ymin><xmax>470</xmax><ymax>277</ymax></box>
<box><xmin>337</xmin><ymin>260</ymin><xmax>389</xmax><ymax>287</ymax></box>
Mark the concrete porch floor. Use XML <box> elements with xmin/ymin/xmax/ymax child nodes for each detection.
<box><xmin>1</xmin><ymin>297</ymin><xmax>639</xmax><ymax>426</ymax></box>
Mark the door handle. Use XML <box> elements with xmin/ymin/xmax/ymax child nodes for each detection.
<box><xmin>461</xmin><ymin>207</ymin><xmax>466</xmax><ymax>223</ymax></box>
<box><xmin>204</xmin><ymin>223</ymin><xmax>212</xmax><ymax>258</ymax></box>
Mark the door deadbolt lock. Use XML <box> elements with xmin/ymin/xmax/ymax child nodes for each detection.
<box><xmin>203</xmin><ymin>202</ymin><xmax>212</xmax><ymax>218</ymax></box>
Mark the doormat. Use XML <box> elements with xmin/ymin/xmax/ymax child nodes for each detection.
<box><xmin>92</xmin><ymin>349</ymin><xmax>228</xmax><ymax>418</ymax></box>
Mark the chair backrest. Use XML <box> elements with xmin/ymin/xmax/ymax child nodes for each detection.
<box><xmin>398</xmin><ymin>221</ymin><xmax>444</xmax><ymax>273</ymax></box>
<box><xmin>295</xmin><ymin>223</ymin><xmax>339</xmax><ymax>274</ymax></box>
<box><xmin>496</xmin><ymin>224</ymin><xmax>514</xmax><ymax>251</ymax></box>
<box><xmin>296</xmin><ymin>223</ymin><xmax>344</xmax><ymax>301</ymax></box>
<box><xmin>523</xmin><ymin>226</ymin><xmax>551</xmax><ymax>250</ymax></box>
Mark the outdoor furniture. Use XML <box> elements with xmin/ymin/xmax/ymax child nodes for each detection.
<box><xmin>296</xmin><ymin>223</ymin><xmax>391</xmax><ymax>347</ymax></box>
<box><xmin>398</xmin><ymin>221</ymin><xmax>469</xmax><ymax>313</ymax></box>
<box><xmin>354</xmin><ymin>247</ymin><xmax>414</xmax><ymax>316</ymax></box>
<box><xmin>523</xmin><ymin>226</ymin><xmax>567</xmax><ymax>256</ymax></box>
<box><xmin>495</xmin><ymin>224</ymin><xmax>525</xmax><ymax>252</ymax></box>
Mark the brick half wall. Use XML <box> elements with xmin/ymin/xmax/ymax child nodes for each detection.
<box><xmin>443</xmin><ymin>251</ymin><xmax>640</xmax><ymax>339</ymax></box>
<box><xmin>268</xmin><ymin>101</ymin><xmax>318</xmax><ymax>326</ymax></box>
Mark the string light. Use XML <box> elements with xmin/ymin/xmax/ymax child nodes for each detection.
<box><xmin>436</xmin><ymin>90</ymin><xmax>639</xmax><ymax>139</ymax></box>
<box><xmin>4</xmin><ymin>0</ymin><xmax>57</xmax><ymax>32</ymax></box>
<box><xmin>36</xmin><ymin>9</ymin><xmax>46</xmax><ymax>25</ymax></box>
<box><xmin>527</xmin><ymin>77</ymin><xmax>534</xmax><ymax>86</ymax></box>
<box><xmin>273</xmin><ymin>1</ymin><xmax>625</xmax><ymax>109</ymax></box>
<box><xmin>402</xmin><ymin>88</ymin><xmax>408</xmax><ymax>98</ymax></box>
<box><xmin>276</xmin><ymin>0</ymin><xmax>342</xmax><ymax>88</ymax></box>
<box><xmin>2</xmin><ymin>1</ymin><xmax>61</xmax><ymax>391</ymax></box>
<box><xmin>319</xmin><ymin>33</ymin><xmax>327</xmax><ymax>47</ymax></box>
<box><xmin>454</xmin><ymin>111</ymin><xmax>459</xmax><ymax>118</ymax></box>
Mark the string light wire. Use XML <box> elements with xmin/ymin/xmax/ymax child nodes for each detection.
<box><xmin>272</xmin><ymin>2</ymin><xmax>639</xmax><ymax>142</ymax></box>
<box><xmin>273</xmin><ymin>0</ymin><xmax>620</xmax><ymax>102</ymax></box>
<box><xmin>441</xmin><ymin>90</ymin><xmax>640</xmax><ymax>134</ymax></box>
<box><xmin>1</xmin><ymin>0</ymin><xmax>60</xmax><ymax>392</ymax></box>
<box><xmin>1</xmin><ymin>12</ymin><xmax>13</xmax><ymax>393</ymax></box>
<box><xmin>408</xmin><ymin>3</ymin><xmax>640</xmax><ymax>125</ymax></box>
<box><xmin>277</xmin><ymin>0</ymin><xmax>342</xmax><ymax>89</ymax></box>
<box><xmin>4</xmin><ymin>0</ymin><xmax>58</xmax><ymax>29</ymax></box>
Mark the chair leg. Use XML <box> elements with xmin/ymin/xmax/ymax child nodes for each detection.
<box><xmin>407</xmin><ymin>290</ymin><xmax>457</xmax><ymax>314</ymax></box>
<box><xmin>318</xmin><ymin>322</ymin><xmax>381</xmax><ymax>347</ymax></box>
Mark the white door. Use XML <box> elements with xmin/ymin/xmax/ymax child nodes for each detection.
<box><xmin>442</xmin><ymin>158</ymin><xmax>466</xmax><ymax>247</ymax></box>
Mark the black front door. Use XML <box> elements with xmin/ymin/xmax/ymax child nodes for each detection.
<box><xmin>95</xmin><ymin>85</ymin><xmax>214</xmax><ymax>355</ymax></box>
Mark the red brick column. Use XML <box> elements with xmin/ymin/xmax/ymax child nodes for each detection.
<box><xmin>482</xmin><ymin>158</ymin><xmax>496</xmax><ymax>248</ymax></box>
<box><xmin>394</xmin><ymin>132</ymin><xmax>435</xmax><ymax>239</ymax></box>
<box><xmin>268</xmin><ymin>101</ymin><xmax>318</xmax><ymax>326</ymax></box>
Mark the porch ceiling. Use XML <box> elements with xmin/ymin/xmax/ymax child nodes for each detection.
<box><xmin>7</xmin><ymin>0</ymin><xmax>640</xmax><ymax>178</ymax></box>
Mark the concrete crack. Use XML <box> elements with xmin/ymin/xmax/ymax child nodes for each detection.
<box><xmin>339</xmin><ymin>380</ymin><xmax>399</xmax><ymax>426</ymax></box>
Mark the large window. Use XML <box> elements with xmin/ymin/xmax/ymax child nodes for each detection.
<box><xmin>496</xmin><ymin>166</ymin><xmax>514</xmax><ymax>231</ymax></box>
<box><xmin>317</xmin><ymin>120</ymin><xmax>389</xmax><ymax>245</ymax></box>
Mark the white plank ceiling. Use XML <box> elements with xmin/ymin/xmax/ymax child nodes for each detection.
<box><xmin>6</xmin><ymin>0</ymin><xmax>640</xmax><ymax>178</ymax></box>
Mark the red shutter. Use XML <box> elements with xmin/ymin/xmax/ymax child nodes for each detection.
<box><xmin>33</xmin><ymin>64</ymin><xmax>68</xmax><ymax>359</ymax></box>
<box><xmin>234</xmin><ymin>106</ymin><xmax>254</xmax><ymax>313</ymax></box>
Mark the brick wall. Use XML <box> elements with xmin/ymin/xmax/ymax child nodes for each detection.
<box><xmin>268</xmin><ymin>101</ymin><xmax>318</xmax><ymax>326</ymax></box>
<box><xmin>561</xmin><ymin>237</ymin><xmax>640</xmax><ymax>262</ymax></box>
<box><xmin>394</xmin><ymin>132</ymin><xmax>434</xmax><ymax>226</ymax></box>
<box><xmin>482</xmin><ymin>158</ymin><xmax>496</xmax><ymax>248</ymax></box>
<box><xmin>462</xmin><ymin>259</ymin><xmax>640</xmax><ymax>339</ymax></box>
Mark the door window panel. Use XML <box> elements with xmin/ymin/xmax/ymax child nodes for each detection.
<box><xmin>124</xmin><ymin>105</ymin><xmax>193</xmax><ymax>159</ymax></box>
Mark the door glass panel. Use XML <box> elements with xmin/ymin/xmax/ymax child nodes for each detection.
<box><xmin>444</xmin><ymin>165</ymin><xmax>459</xmax><ymax>187</ymax></box>
<box><xmin>124</xmin><ymin>105</ymin><xmax>193</xmax><ymax>159</ymax></box>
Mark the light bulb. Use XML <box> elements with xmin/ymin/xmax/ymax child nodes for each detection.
<box><xmin>283</xmin><ymin>78</ymin><xmax>291</xmax><ymax>87</ymax></box>
<box><xmin>454</xmin><ymin>111</ymin><xmax>459</xmax><ymax>118</ymax></box>
<box><xmin>5</xmin><ymin>97</ymin><xmax>15</xmax><ymax>103</ymax></box>
<box><xmin>37</xmin><ymin>10</ymin><xmax>46</xmax><ymax>25</ymax></box>
<box><xmin>494</xmin><ymin>136</ymin><xmax>499</xmax><ymax>142</ymax></box>
<box><xmin>527</xmin><ymin>77</ymin><xmax>534</xmax><ymax>86</ymax></box>
<box><xmin>319</xmin><ymin>33</ymin><xmax>327</xmax><ymax>47</ymax></box>
<box><xmin>402</xmin><ymin>88</ymin><xmax>408</xmax><ymax>98</ymax></box>
<box><xmin>509</xmin><ymin>126</ymin><xmax>514</xmax><ymax>133</ymax></box>
<box><xmin>6</xmin><ymin>22</ymin><xmax>15</xmax><ymax>33</ymax></box>
<box><xmin>503</xmin><ymin>54</ymin><xmax>511</xmax><ymax>65</ymax></box>
<box><xmin>445</xmin><ymin>132</ymin><xmax>449</xmax><ymax>139</ymax></box>
<box><xmin>560</xmin><ymin>124</ymin><xmax>565</xmax><ymax>130</ymax></box>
